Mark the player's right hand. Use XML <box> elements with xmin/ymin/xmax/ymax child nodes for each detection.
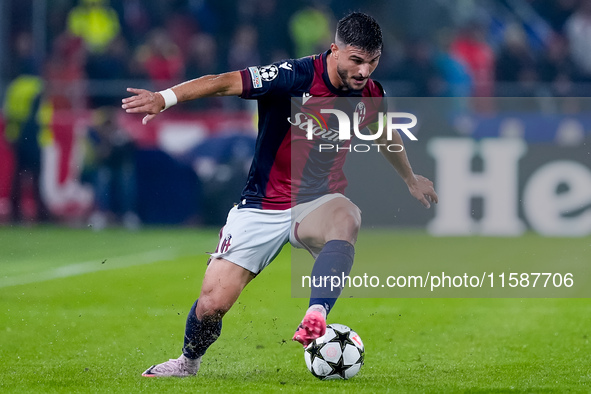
<box><xmin>121</xmin><ymin>88</ymin><xmax>165</xmax><ymax>124</ymax></box>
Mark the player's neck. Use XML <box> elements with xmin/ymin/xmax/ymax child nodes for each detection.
<box><xmin>326</xmin><ymin>52</ymin><xmax>347</xmax><ymax>91</ymax></box>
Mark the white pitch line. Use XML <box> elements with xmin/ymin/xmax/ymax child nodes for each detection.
<box><xmin>0</xmin><ymin>249</ymin><xmax>180</xmax><ymax>289</ymax></box>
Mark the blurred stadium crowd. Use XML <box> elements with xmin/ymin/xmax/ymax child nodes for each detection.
<box><xmin>1</xmin><ymin>0</ymin><xmax>590</xmax><ymax>227</ymax></box>
<box><xmin>4</xmin><ymin>0</ymin><xmax>591</xmax><ymax>103</ymax></box>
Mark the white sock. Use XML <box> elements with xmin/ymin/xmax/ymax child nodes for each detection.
<box><xmin>181</xmin><ymin>354</ymin><xmax>201</xmax><ymax>366</ymax></box>
<box><xmin>306</xmin><ymin>304</ymin><xmax>327</xmax><ymax>320</ymax></box>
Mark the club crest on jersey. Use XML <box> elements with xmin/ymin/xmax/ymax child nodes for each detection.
<box><xmin>259</xmin><ymin>65</ymin><xmax>279</xmax><ymax>81</ymax></box>
<box><xmin>355</xmin><ymin>102</ymin><xmax>366</xmax><ymax>124</ymax></box>
<box><xmin>220</xmin><ymin>234</ymin><xmax>232</xmax><ymax>253</ymax></box>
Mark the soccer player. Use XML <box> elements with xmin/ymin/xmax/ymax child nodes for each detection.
<box><xmin>122</xmin><ymin>12</ymin><xmax>438</xmax><ymax>377</ymax></box>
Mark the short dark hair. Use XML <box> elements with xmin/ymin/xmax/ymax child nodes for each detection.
<box><xmin>336</xmin><ymin>12</ymin><xmax>383</xmax><ymax>54</ymax></box>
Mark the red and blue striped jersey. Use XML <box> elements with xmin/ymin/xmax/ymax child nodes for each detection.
<box><xmin>238</xmin><ymin>50</ymin><xmax>385</xmax><ymax>210</ymax></box>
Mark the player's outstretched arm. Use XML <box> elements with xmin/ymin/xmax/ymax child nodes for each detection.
<box><xmin>121</xmin><ymin>71</ymin><xmax>243</xmax><ymax>124</ymax></box>
<box><xmin>369</xmin><ymin>124</ymin><xmax>438</xmax><ymax>209</ymax></box>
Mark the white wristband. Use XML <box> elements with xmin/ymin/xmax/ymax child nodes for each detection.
<box><xmin>159</xmin><ymin>88</ymin><xmax>178</xmax><ymax>111</ymax></box>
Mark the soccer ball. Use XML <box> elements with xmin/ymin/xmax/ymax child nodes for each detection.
<box><xmin>304</xmin><ymin>323</ymin><xmax>364</xmax><ymax>380</ymax></box>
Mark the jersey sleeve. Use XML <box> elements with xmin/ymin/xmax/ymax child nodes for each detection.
<box><xmin>239</xmin><ymin>58</ymin><xmax>312</xmax><ymax>99</ymax></box>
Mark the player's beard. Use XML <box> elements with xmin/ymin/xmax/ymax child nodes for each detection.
<box><xmin>337</xmin><ymin>64</ymin><xmax>367</xmax><ymax>91</ymax></box>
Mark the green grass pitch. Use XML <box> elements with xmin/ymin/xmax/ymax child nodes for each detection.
<box><xmin>1</xmin><ymin>226</ymin><xmax>590</xmax><ymax>393</ymax></box>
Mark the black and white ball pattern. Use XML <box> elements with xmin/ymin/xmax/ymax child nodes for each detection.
<box><xmin>259</xmin><ymin>65</ymin><xmax>279</xmax><ymax>81</ymax></box>
<box><xmin>304</xmin><ymin>323</ymin><xmax>365</xmax><ymax>380</ymax></box>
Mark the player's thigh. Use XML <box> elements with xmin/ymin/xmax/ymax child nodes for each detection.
<box><xmin>296</xmin><ymin>196</ymin><xmax>361</xmax><ymax>251</ymax></box>
<box><xmin>196</xmin><ymin>257</ymin><xmax>255</xmax><ymax>319</ymax></box>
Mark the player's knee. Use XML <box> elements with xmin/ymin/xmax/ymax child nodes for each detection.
<box><xmin>326</xmin><ymin>205</ymin><xmax>361</xmax><ymax>243</ymax></box>
<box><xmin>196</xmin><ymin>295</ymin><xmax>230</xmax><ymax>321</ymax></box>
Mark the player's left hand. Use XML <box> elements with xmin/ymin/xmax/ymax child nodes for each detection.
<box><xmin>407</xmin><ymin>174</ymin><xmax>438</xmax><ymax>209</ymax></box>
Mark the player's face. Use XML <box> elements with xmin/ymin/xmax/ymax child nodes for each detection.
<box><xmin>334</xmin><ymin>45</ymin><xmax>381</xmax><ymax>90</ymax></box>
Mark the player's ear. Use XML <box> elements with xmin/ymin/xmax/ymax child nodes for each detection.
<box><xmin>330</xmin><ymin>43</ymin><xmax>339</xmax><ymax>59</ymax></box>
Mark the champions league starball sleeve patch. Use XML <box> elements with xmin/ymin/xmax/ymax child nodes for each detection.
<box><xmin>259</xmin><ymin>65</ymin><xmax>279</xmax><ymax>81</ymax></box>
